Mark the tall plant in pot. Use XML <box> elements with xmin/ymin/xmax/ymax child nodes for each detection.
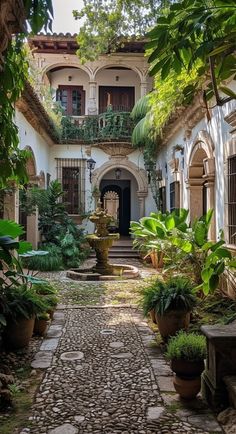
<box><xmin>166</xmin><ymin>331</ymin><xmax>206</xmax><ymax>399</ymax></box>
<box><xmin>151</xmin><ymin>276</ymin><xmax>196</xmax><ymax>340</ymax></box>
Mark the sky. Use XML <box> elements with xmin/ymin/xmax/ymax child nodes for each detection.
<box><xmin>51</xmin><ymin>0</ymin><xmax>84</xmax><ymax>34</ymax></box>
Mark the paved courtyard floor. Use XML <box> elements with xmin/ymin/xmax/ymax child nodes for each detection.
<box><xmin>0</xmin><ymin>259</ymin><xmax>226</xmax><ymax>434</ymax></box>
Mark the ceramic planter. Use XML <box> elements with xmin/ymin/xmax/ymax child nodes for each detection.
<box><xmin>156</xmin><ymin>310</ymin><xmax>190</xmax><ymax>340</ymax></box>
<box><xmin>34</xmin><ymin>318</ymin><xmax>50</xmax><ymax>336</ymax></box>
<box><xmin>171</xmin><ymin>359</ymin><xmax>205</xmax><ymax>379</ymax></box>
<box><xmin>3</xmin><ymin>316</ymin><xmax>35</xmax><ymax>349</ymax></box>
<box><xmin>173</xmin><ymin>374</ymin><xmax>201</xmax><ymax>399</ymax></box>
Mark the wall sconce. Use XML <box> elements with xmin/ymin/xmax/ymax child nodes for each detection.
<box><xmin>115</xmin><ymin>76</ymin><xmax>119</xmax><ymax>82</ymax></box>
<box><xmin>87</xmin><ymin>158</ymin><xmax>96</xmax><ymax>183</ymax></box>
<box><xmin>144</xmin><ymin>161</ymin><xmax>152</xmax><ymax>184</ymax></box>
<box><xmin>68</xmin><ymin>75</ymin><xmax>72</xmax><ymax>82</ymax></box>
<box><xmin>115</xmin><ymin>168</ymin><xmax>121</xmax><ymax>180</ymax></box>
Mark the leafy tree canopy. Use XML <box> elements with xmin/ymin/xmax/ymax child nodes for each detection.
<box><xmin>73</xmin><ymin>0</ymin><xmax>168</xmax><ymax>62</ymax></box>
<box><xmin>147</xmin><ymin>0</ymin><xmax>236</xmax><ymax>103</ymax></box>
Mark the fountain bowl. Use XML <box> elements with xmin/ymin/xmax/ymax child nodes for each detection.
<box><xmin>66</xmin><ymin>264</ymin><xmax>139</xmax><ymax>281</ymax></box>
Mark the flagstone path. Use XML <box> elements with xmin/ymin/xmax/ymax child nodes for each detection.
<box><xmin>12</xmin><ymin>259</ymin><xmax>223</xmax><ymax>433</ymax></box>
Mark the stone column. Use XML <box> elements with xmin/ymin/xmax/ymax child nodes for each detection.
<box><xmin>140</xmin><ymin>81</ymin><xmax>148</xmax><ymax>98</ymax></box>
<box><xmin>88</xmin><ymin>81</ymin><xmax>97</xmax><ymax>115</ymax></box>
<box><xmin>187</xmin><ymin>181</ymin><xmax>204</xmax><ymax>224</ymax></box>
<box><xmin>204</xmin><ymin>178</ymin><xmax>216</xmax><ymax>240</ymax></box>
<box><xmin>3</xmin><ymin>189</ymin><xmax>19</xmax><ymax>223</ymax></box>
<box><xmin>26</xmin><ymin>208</ymin><xmax>39</xmax><ymax>249</ymax></box>
<box><xmin>137</xmin><ymin>191</ymin><xmax>147</xmax><ymax>218</ymax></box>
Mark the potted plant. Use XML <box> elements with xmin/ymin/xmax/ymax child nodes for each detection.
<box><xmin>34</xmin><ymin>312</ymin><xmax>50</xmax><ymax>336</ymax></box>
<box><xmin>152</xmin><ymin>276</ymin><xmax>196</xmax><ymax>340</ymax></box>
<box><xmin>34</xmin><ymin>283</ymin><xmax>59</xmax><ymax>319</ymax></box>
<box><xmin>166</xmin><ymin>331</ymin><xmax>206</xmax><ymax>399</ymax></box>
<box><xmin>141</xmin><ymin>283</ymin><xmax>161</xmax><ymax>323</ymax></box>
<box><xmin>2</xmin><ymin>285</ymin><xmax>49</xmax><ymax>349</ymax></box>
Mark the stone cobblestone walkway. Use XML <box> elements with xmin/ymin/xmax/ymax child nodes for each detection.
<box><xmin>21</xmin><ymin>304</ymin><xmax>223</xmax><ymax>434</ymax></box>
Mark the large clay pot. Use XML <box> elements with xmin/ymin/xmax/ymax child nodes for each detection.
<box><xmin>171</xmin><ymin>359</ymin><xmax>205</xmax><ymax>379</ymax></box>
<box><xmin>156</xmin><ymin>310</ymin><xmax>190</xmax><ymax>340</ymax></box>
<box><xmin>173</xmin><ymin>374</ymin><xmax>201</xmax><ymax>399</ymax></box>
<box><xmin>4</xmin><ymin>316</ymin><xmax>35</xmax><ymax>349</ymax></box>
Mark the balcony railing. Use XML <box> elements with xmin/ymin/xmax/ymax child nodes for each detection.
<box><xmin>61</xmin><ymin>107</ymin><xmax>134</xmax><ymax>143</ymax></box>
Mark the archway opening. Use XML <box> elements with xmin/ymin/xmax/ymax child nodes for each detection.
<box><xmin>188</xmin><ymin>142</ymin><xmax>215</xmax><ymax>238</ymax></box>
<box><xmin>99</xmin><ymin>167</ymin><xmax>139</xmax><ymax>236</ymax></box>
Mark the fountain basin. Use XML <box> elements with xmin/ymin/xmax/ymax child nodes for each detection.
<box><xmin>66</xmin><ymin>264</ymin><xmax>139</xmax><ymax>281</ymax></box>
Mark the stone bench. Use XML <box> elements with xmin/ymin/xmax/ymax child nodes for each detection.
<box><xmin>201</xmin><ymin>324</ymin><xmax>236</xmax><ymax>409</ymax></box>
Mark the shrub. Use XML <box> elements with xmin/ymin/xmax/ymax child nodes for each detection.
<box><xmin>26</xmin><ymin>244</ymin><xmax>63</xmax><ymax>271</ymax></box>
<box><xmin>166</xmin><ymin>331</ymin><xmax>206</xmax><ymax>361</ymax></box>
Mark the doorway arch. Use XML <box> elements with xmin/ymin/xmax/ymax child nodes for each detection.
<box><xmin>91</xmin><ymin>157</ymin><xmax>148</xmax><ymax>222</ymax></box>
<box><xmin>187</xmin><ymin>133</ymin><xmax>215</xmax><ymax>239</ymax></box>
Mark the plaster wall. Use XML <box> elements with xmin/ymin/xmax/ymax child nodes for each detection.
<box><xmin>16</xmin><ymin>110</ymin><xmax>50</xmax><ymax>178</ymax></box>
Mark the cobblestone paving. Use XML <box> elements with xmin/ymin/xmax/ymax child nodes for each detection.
<box><xmin>22</xmin><ymin>306</ymin><xmax>222</xmax><ymax>434</ymax></box>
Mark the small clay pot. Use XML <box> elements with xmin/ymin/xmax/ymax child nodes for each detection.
<box><xmin>34</xmin><ymin>318</ymin><xmax>50</xmax><ymax>336</ymax></box>
<box><xmin>173</xmin><ymin>374</ymin><xmax>201</xmax><ymax>399</ymax></box>
<box><xmin>156</xmin><ymin>310</ymin><xmax>190</xmax><ymax>340</ymax></box>
<box><xmin>171</xmin><ymin>359</ymin><xmax>205</xmax><ymax>378</ymax></box>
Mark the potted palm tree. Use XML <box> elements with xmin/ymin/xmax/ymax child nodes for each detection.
<box><xmin>145</xmin><ymin>276</ymin><xmax>196</xmax><ymax>340</ymax></box>
<box><xmin>166</xmin><ymin>331</ymin><xmax>206</xmax><ymax>399</ymax></box>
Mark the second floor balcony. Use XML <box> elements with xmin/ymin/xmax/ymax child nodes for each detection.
<box><xmin>61</xmin><ymin>107</ymin><xmax>134</xmax><ymax>143</ymax></box>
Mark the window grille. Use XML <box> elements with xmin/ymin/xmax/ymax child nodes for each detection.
<box><xmin>56</xmin><ymin>158</ymin><xmax>86</xmax><ymax>214</ymax></box>
<box><xmin>228</xmin><ymin>155</ymin><xmax>236</xmax><ymax>245</ymax></box>
<box><xmin>170</xmin><ymin>181</ymin><xmax>180</xmax><ymax>212</ymax></box>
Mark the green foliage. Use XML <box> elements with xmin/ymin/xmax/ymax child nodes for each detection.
<box><xmin>141</xmin><ymin>283</ymin><xmax>163</xmax><ymax>317</ymax></box>
<box><xmin>1</xmin><ymin>284</ymin><xmax>49</xmax><ymax>321</ymax></box>
<box><xmin>0</xmin><ymin>1</ymin><xmax>54</xmax><ymax>189</ymax></box>
<box><xmin>147</xmin><ymin>0</ymin><xmax>236</xmax><ymax>104</ymax></box>
<box><xmin>131</xmin><ymin>209</ymin><xmax>236</xmax><ymax>295</ymax></box>
<box><xmin>166</xmin><ymin>331</ymin><xmax>206</xmax><ymax>361</ymax></box>
<box><xmin>151</xmin><ymin>276</ymin><xmax>196</xmax><ymax>316</ymax></box>
<box><xmin>25</xmin><ymin>244</ymin><xmax>63</xmax><ymax>271</ymax></box>
<box><xmin>73</xmin><ymin>0</ymin><xmax>163</xmax><ymax>62</ymax></box>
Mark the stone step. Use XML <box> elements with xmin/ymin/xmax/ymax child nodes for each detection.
<box><xmin>223</xmin><ymin>376</ymin><xmax>236</xmax><ymax>408</ymax></box>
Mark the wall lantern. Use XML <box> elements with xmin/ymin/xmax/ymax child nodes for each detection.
<box><xmin>87</xmin><ymin>158</ymin><xmax>96</xmax><ymax>183</ymax></box>
<box><xmin>68</xmin><ymin>75</ymin><xmax>72</xmax><ymax>82</ymax></box>
<box><xmin>115</xmin><ymin>168</ymin><xmax>121</xmax><ymax>180</ymax></box>
<box><xmin>156</xmin><ymin>169</ymin><xmax>163</xmax><ymax>181</ymax></box>
<box><xmin>144</xmin><ymin>160</ymin><xmax>153</xmax><ymax>184</ymax></box>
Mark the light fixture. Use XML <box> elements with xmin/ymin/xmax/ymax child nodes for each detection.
<box><xmin>156</xmin><ymin>169</ymin><xmax>163</xmax><ymax>181</ymax></box>
<box><xmin>115</xmin><ymin>168</ymin><xmax>121</xmax><ymax>180</ymax></box>
<box><xmin>68</xmin><ymin>75</ymin><xmax>72</xmax><ymax>82</ymax></box>
<box><xmin>144</xmin><ymin>160</ymin><xmax>153</xmax><ymax>184</ymax></box>
<box><xmin>115</xmin><ymin>75</ymin><xmax>119</xmax><ymax>82</ymax></box>
<box><xmin>87</xmin><ymin>158</ymin><xmax>96</xmax><ymax>183</ymax></box>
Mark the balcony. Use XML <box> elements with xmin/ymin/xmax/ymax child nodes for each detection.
<box><xmin>61</xmin><ymin>107</ymin><xmax>134</xmax><ymax>143</ymax></box>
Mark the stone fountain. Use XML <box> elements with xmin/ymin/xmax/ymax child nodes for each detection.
<box><xmin>66</xmin><ymin>202</ymin><xmax>139</xmax><ymax>281</ymax></box>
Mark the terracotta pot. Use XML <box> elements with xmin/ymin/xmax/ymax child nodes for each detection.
<box><xmin>47</xmin><ymin>309</ymin><xmax>55</xmax><ymax>320</ymax></box>
<box><xmin>3</xmin><ymin>316</ymin><xmax>35</xmax><ymax>349</ymax></box>
<box><xmin>34</xmin><ymin>318</ymin><xmax>50</xmax><ymax>336</ymax></box>
<box><xmin>156</xmin><ymin>310</ymin><xmax>190</xmax><ymax>340</ymax></box>
<box><xmin>149</xmin><ymin>309</ymin><xmax>157</xmax><ymax>324</ymax></box>
<box><xmin>171</xmin><ymin>359</ymin><xmax>205</xmax><ymax>378</ymax></box>
<box><xmin>173</xmin><ymin>374</ymin><xmax>201</xmax><ymax>399</ymax></box>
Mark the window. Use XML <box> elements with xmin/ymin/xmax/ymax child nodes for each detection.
<box><xmin>56</xmin><ymin>158</ymin><xmax>86</xmax><ymax>214</ymax></box>
<box><xmin>228</xmin><ymin>155</ymin><xmax>236</xmax><ymax>245</ymax></box>
<box><xmin>56</xmin><ymin>86</ymin><xmax>85</xmax><ymax>116</ymax></box>
<box><xmin>170</xmin><ymin>181</ymin><xmax>180</xmax><ymax>212</ymax></box>
<box><xmin>159</xmin><ymin>186</ymin><xmax>166</xmax><ymax>213</ymax></box>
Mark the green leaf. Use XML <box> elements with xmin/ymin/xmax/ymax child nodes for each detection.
<box><xmin>165</xmin><ymin>215</ymin><xmax>176</xmax><ymax>230</ymax></box>
<box><xmin>219</xmin><ymin>86</ymin><xmax>236</xmax><ymax>99</ymax></box>
<box><xmin>0</xmin><ymin>220</ymin><xmax>24</xmax><ymax>238</ymax></box>
<box><xmin>201</xmin><ymin>267</ymin><xmax>214</xmax><ymax>283</ymax></box>
<box><xmin>209</xmin><ymin>274</ymin><xmax>219</xmax><ymax>291</ymax></box>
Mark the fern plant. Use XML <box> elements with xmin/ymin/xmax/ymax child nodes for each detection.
<box><xmin>144</xmin><ymin>276</ymin><xmax>196</xmax><ymax>317</ymax></box>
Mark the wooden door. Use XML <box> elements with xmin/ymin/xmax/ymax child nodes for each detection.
<box><xmin>99</xmin><ymin>86</ymin><xmax>135</xmax><ymax>113</ymax></box>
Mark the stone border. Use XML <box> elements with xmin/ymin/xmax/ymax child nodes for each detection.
<box><xmin>66</xmin><ymin>264</ymin><xmax>139</xmax><ymax>281</ymax></box>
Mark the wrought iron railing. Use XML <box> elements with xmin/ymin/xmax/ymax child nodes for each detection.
<box><xmin>61</xmin><ymin>107</ymin><xmax>134</xmax><ymax>143</ymax></box>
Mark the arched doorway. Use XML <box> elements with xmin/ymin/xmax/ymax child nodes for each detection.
<box><xmin>188</xmin><ymin>138</ymin><xmax>215</xmax><ymax>239</ymax></box>
<box><xmin>101</xmin><ymin>182</ymin><xmax>131</xmax><ymax>236</ymax></box>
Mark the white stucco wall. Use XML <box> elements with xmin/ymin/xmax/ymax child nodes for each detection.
<box><xmin>16</xmin><ymin>110</ymin><xmax>50</xmax><ymax>178</ymax></box>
